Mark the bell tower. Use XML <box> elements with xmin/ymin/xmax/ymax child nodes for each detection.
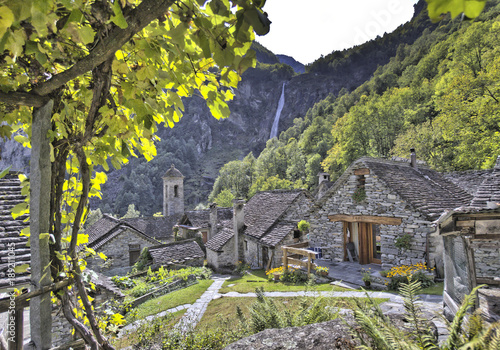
<box><xmin>162</xmin><ymin>164</ymin><xmax>184</xmax><ymax>216</ymax></box>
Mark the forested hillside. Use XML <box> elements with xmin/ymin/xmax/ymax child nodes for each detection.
<box><xmin>209</xmin><ymin>0</ymin><xmax>500</xmax><ymax>204</ymax></box>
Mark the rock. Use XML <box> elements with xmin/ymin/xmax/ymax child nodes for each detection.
<box><xmin>223</xmin><ymin>318</ymin><xmax>358</xmax><ymax>350</ymax></box>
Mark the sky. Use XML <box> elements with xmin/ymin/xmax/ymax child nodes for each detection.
<box><xmin>257</xmin><ymin>0</ymin><xmax>420</xmax><ymax>65</ymax></box>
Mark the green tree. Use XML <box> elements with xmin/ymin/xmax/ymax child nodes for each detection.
<box><xmin>214</xmin><ymin>188</ymin><xmax>236</xmax><ymax>207</ymax></box>
<box><xmin>121</xmin><ymin>203</ymin><xmax>141</xmax><ymax>219</ymax></box>
<box><xmin>1</xmin><ymin>0</ymin><xmax>269</xmax><ymax>348</ymax></box>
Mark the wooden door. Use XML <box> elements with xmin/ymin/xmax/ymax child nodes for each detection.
<box><xmin>357</xmin><ymin>223</ymin><xmax>381</xmax><ymax>265</ymax></box>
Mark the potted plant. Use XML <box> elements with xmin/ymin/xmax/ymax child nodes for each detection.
<box><xmin>362</xmin><ymin>268</ymin><xmax>372</xmax><ymax>287</ymax></box>
<box><xmin>315</xmin><ymin>265</ymin><xmax>329</xmax><ymax>277</ymax></box>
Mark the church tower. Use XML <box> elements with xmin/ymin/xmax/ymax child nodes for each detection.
<box><xmin>162</xmin><ymin>164</ymin><xmax>184</xmax><ymax>216</ymax></box>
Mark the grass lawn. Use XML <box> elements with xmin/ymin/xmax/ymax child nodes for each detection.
<box><xmin>115</xmin><ymin>310</ymin><xmax>185</xmax><ymax>349</ymax></box>
<box><xmin>419</xmin><ymin>282</ymin><xmax>444</xmax><ymax>295</ymax></box>
<box><xmin>197</xmin><ymin>296</ymin><xmax>388</xmax><ymax>332</ymax></box>
<box><xmin>126</xmin><ymin>279</ymin><xmax>213</xmax><ymax>323</ymax></box>
<box><xmin>219</xmin><ymin>270</ymin><xmax>348</xmax><ymax>293</ymax></box>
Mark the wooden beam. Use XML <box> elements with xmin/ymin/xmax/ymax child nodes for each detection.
<box><xmin>471</xmin><ymin>234</ymin><xmax>500</xmax><ymax>240</ymax></box>
<box><xmin>456</xmin><ymin>220</ymin><xmax>475</xmax><ymax>228</ymax></box>
<box><xmin>7</xmin><ymin>308</ymin><xmax>23</xmax><ymax>350</ymax></box>
<box><xmin>282</xmin><ymin>247</ymin><xmax>316</xmax><ymax>258</ymax></box>
<box><xmin>476</xmin><ymin>278</ymin><xmax>500</xmax><ymax>285</ymax></box>
<box><xmin>286</xmin><ymin>258</ymin><xmax>316</xmax><ymax>269</ymax></box>
<box><xmin>354</xmin><ymin>168</ymin><xmax>370</xmax><ymax>175</ymax></box>
<box><xmin>286</xmin><ymin>242</ymin><xmax>309</xmax><ymax>248</ymax></box>
<box><xmin>0</xmin><ymin>279</ymin><xmax>72</xmax><ymax>313</ymax></box>
<box><xmin>329</xmin><ymin>214</ymin><xmax>402</xmax><ymax>226</ymax></box>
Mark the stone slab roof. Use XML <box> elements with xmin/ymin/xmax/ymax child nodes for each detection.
<box><xmin>163</xmin><ymin>164</ymin><xmax>184</xmax><ymax>178</ymax></box>
<box><xmin>149</xmin><ymin>239</ymin><xmax>205</xmax><ymax>265</ymax></box>
<box><xmin>181</xmin><ymin>210</ymin><xmax>210</xmax><ymax>228</ymax></box>
<box><xmin>470</xmin><ymin>158</ymin><xmax>500</xmax><ymax>208</ymax></box>
<box><xmin>205</xmin><ymin>220</ymin><xmax>233</xmax><ymax>252</ymax></box>
<box><xmin>86</xmin><ymin>214</ymin><xmax>160</xmax><ymax>250</ymax></box>
<box><xmin>260</xmin><ymin>222</ymin><xmax>296</xmax><ymax>247</ymax></box>
<box><xmin>444</xmin><ymin>169</ymin><xmax>492</xmax><ymax>197</ymax></box>
<box><xmin>122</xmin><ymin>215</ymin><xmax>180</xmax><ymax>241</ymax></box>
<box><xmin>315</xmin><ymin>157</ymin><xmax>473</xmax><ymax>221</ymax></box>
<box><xmin>0</xmin><ymin>172</ymin><xmax>30</xmax><ymax>290</ymax></box>
<box><xmin>244</xmin><ymin>190</ymin><xmax>305</xmax><ymax>240</ymax></box>
<box><xmin>87</xmin><ymin>269</ymin><xmax>124</xmax><ymax>298</ymax></box>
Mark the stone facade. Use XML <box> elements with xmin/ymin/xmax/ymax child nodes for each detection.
<box><xmin>207</xmin><ymin>235</ymin><xmax>235</xmax><ymax>271</ymax></box>
<box><xmin>87</xmin><ymin>227</ymin><xmax>159</xmax><ymax>276</ymax></box>
<box><xmin>310</xmin><ymin>157</ymin><xmax>472</xmax><ymax>271</ymax></box>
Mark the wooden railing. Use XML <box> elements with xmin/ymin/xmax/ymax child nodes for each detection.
<box><xmin>282</xmin><ymin>242</ymin><xmax>317</xmax><ymax>274</ymax></box>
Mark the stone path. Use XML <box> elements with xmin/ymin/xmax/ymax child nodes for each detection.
<box><xmin>175</xmin><ymin>275</ymin><xmax>230</xmax><ymax>332</ymax></box>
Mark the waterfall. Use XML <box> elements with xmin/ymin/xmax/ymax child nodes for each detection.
<box><xmin>269</xmin><ymin>83</ymin><xmax>285</xmax><ymax>139</ymax></box>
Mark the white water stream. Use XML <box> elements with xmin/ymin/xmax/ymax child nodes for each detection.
<box><xmin>269</xmin><ymin>83</ymin><xmax>285</xmax><ymax>139</ymax></box>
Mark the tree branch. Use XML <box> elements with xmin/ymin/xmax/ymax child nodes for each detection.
<box><xmin>32</xmin><ymin>0</ymin><xmax>176</xmax><ymax>96</ymax></box>
<box><xmin>61</xmin><ymin>291</ymin><xmax>99</xmax><ymax>350</ymax></box>
<box><xmin>0</xmin><ymin>91</ymin><xmax>50</xmax><ymax>107</ymax></box>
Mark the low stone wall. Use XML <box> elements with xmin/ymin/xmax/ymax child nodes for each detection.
<box><xmin>130</xmin><ymin>275</ymin><xmax>198</xmax><ymax>308</ymax></box>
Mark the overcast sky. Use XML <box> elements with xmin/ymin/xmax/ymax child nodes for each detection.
<box><xmin>257</xmin><ymin>0</ymin><xmax>420</xmax><ymax>65</ymax></box>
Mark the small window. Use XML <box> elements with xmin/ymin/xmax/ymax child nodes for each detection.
<box><xmin>293</xmin><ymin>230</ymin><xmax>301</xmax><ymax>239</ymax></box>
<box><xmin>174</xmin><ymin>185</ymin><xmax>179</xmax><ymax>197</ymax></box>
<box><xmin>129</xmin><ymin>244</ymin><xmax>141</xmax><ymax>266</ymax></box>
<box><xmin>244</xmin><ymin>240</ymin><xmax>248</xmax><ymax>251</ymax></box>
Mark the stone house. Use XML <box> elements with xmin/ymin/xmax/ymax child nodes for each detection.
<box><xmin>309</xmin><ymin>155</ymin><xmax>472</xmax><ymax>272</ymax></box>
<box><xmin>205</xmin><ymin>189</ymin><xmax>314</xmax><ymax>271</ymax></box>
<box><xmin>86</xmin><ymin>214</ymin><xmax>162</xmax><ymax>276</ymax></box>
<box><xmin>437</xmin><ymin>157</ymin><xmax>500</xmax><ymax>322</ymax></box>
<box><xmin>176</xmin><ymin>207</ymin><xmax>233</xmax><ymax>243</ymax></box>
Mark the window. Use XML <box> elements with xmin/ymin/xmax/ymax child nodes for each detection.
<box><xmin>244</xmin><ymin>240</ymin><xmax>248</xmax><ymax>251</ymax></box>
<box><xmin>129</xmin><ymin>244</ymin><xmax>141</xmax><ymax>266</ymax></box>
<box><xmin>174</xmin><ymin>185</ymin><xmax>179</xmax><ymax>197</ymax></box>
<box><xmin>293</xmin><ymin>230</ymin><xmax>301</xmax><ymax>239</ymax></box>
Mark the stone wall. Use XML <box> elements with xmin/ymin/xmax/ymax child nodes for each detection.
<box><xmin>207</xmin><ymin>236</ymin><xmax>235</xmax><ymax>271</ymax></box>
<box><xmin>472</xmin><ymin>240</ymin><xmax>500</xmax><ymax>278</ymax></box>
<box><xmin>282</xmin><ymin>193</ymin><xmax>313</xmax><ymax>222</ymax></box>
<box><xmin>310</xmin><ymin>166</ymin><xmax>438</xmax><ymax>270</ymax></box>
<box><xmin>272</xmin><ymin>231</ymin><xmax>306</xmax><ymax>268</ymax></box>
<box><xmin>86</xmin><ymin>229</ymin><xmax>157</xmax><ymax>276</ymax></box>
<box><xmin>243</xmin><ymin>237</ymin><xmax>261</xmax><ymax>268</ymax></box>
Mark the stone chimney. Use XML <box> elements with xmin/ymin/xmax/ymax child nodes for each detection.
<box><xmin>318</xmin><ymin>172</ymin><xmax>330</xmax><ymax>185</ymax></box>
<box><xmin>209</xmin><ymin>202</ymin><xmax>218</xmax><ymax>241</ymax></box>
<box><xmin>410</xmin><ymin>148</ymin><xmax>417</xmax><ymax>168</ymax></box>
<box><xmin>233</xmin><ymin>199</ymin><xmax>245</xmax><ymax>264</ymax></box>
<box><xmin>496</xmin><ymin>155</ymin><xmax>500</xmax><ymax>169</ymax></box>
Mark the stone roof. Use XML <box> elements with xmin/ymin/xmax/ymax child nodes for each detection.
<box><xmin>244</xmin><ymin>190</ymin><xmax>306</xmax><ymax>240</ymax></box>
<box><xmin>149</xmin><ymin>239</ymin><xmax>205</xmax><ymax>265</ymax></box>
<box><xmin>205</xmin><ymin>220</ymin><xmax>233</xmax><ymax>252</ymax></box>
<box><xmin>444</xmin><ymin>169</ymin><xmax>492</xmax><ymax>197</ymax></box>
<box><xmin>86</xmin><ymin>214</ymin><xmax>160</xmax><ymax>250</ymax></box>
<box><xmin>86</xmin><ymin>269</ymin><xmax>124</xmax><ymax>298</ymax></box>
<box><xmin>122</xmin><ymin>215</ymin><xmax>180</xmax><ymax>241</ymax></box>
<box><xmin>180</xmin><ymin>207</ymin><xmax>232</xmax><ymax>229</ymax></box>
<box><xmin>0</xmin><ymin>172</ymin><xmax>30</xmax><ymax>290</ymax></box>
<box><xmin>163</xmin><ymin>164</ymin><xmax>184</xmax><ymax>178</ymax></box>
<box><xmin>260</xmin><ymin>222</ymin><xmax>297</xmax><ymax>247</ymax></box>
<box><xmin>316</xmin><ymin>157</ymin><xmax>473</xmax><ymax>221</ymax></box>
<box><xmin>470</xmin><ymin>157</ymin><xmax>500</xmax><ymax>208</ymax></box>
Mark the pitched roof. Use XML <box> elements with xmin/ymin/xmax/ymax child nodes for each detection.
<box><xmin>444</xmin><ymin>169</ymin><xmax>492</xmax><ymax>198</ymax></box>
<box><xmin>149</xmin><ymin>239</ymin><xmax>205</xmax><ymax>265</ymax></box>
<box><xmin>205</xmin><ymin>220</ymin><xmax>233</xmax><ymax>252</ymax></box>
<box><xmin>0</xmin><ymin>172</ymin><xmax>30</xmax><ymax>290</ymax></box>
<box><xmin>260</xmin><ymin>222</ymin><xmax>297</xmax><ymax>247</ymax></box>
<box><xmin>315</xmin><ymin>157</ymin><xmax>473</xmax><ymax>221</ymax></box>
<box><xmin>244</xmin><ymin>190</ymin><xmax>306</xmax><ymax>240</ymax></box>
<box><xmin>180</xmin><ymin>210</ymin><xmax>210</xmax><ymax>228</ymax></box>
<box><xmin>470</xmin><ymin>157</ymin><xmax>500</xmax><ymax>208</ymax></box>
<box><xmin>163</xmin><ymin>164</ymin><xmax>184</xmax><ymax>178</ymax></box>
<box><xmin>122</xmin><ymin>215</ymin><xmax>180</xmax><ymax>241</ymax></box>
<box><xmin>86</xmin><ymin>214</ymin><xmax>160</xmax><ymax>250</ymax></box>
<box><xmin>86</xmin><ymin>269</ymin><xmax>124</xmax><ymax>298</ymax></box>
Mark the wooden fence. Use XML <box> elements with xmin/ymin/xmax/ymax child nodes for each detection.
<box><xmin>281</xmin><ymin>242</ymin><xmax>317</xmax><ymax>274</ymax></box>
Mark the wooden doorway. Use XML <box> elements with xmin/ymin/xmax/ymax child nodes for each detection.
<box><xmin>262</xmin><ymin>246</ymin><xmax>269</xmax><ymax>268</ymax></box>
<box><xmin>343</xmin><ymin>222</ymin><xmax>381</xmax><ymax>265</ymax></box>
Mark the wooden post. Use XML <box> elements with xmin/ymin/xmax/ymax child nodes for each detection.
<box><xmin>7</xmin><ymin>308</ymin><xmax>24</xmax><ymax>350</ymax></box>
<box><xmin>282</xmin><ymin>248</ymin><xmax>288</xmax><ymax>270</ymax></box>
<box><xmin>29</xmin><ymin>100</ymin><xmax>53</xmax><ymax>349</ymax></box>
<box><xmin>307</xmin><ymin>254</ymin><xmax>311</xmax><ymax>275</ymax></box>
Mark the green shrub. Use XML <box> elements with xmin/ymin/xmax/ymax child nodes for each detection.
<box><xmin>280</xmin><ymin>268</ymin><xmax>309</xmax><ymax>284</ymax></box>
<box><xmin>236</xmin><ymin>287</ymin><xmax>338</xmax><ymax>334</ymax></box>
<box><xmin>111</xmin><ymin>275</ymin><xmax>136</xmax><ymax>289</ymax></box>
<box><xmin>349</xmin><ymin>278</ymin><xmax>500</xmax><ymax>349</ymax></box>
<box><xmin>129</xmin><ymin>281</ymin><xmax>155</xmax><ymax>298</ymax></box>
